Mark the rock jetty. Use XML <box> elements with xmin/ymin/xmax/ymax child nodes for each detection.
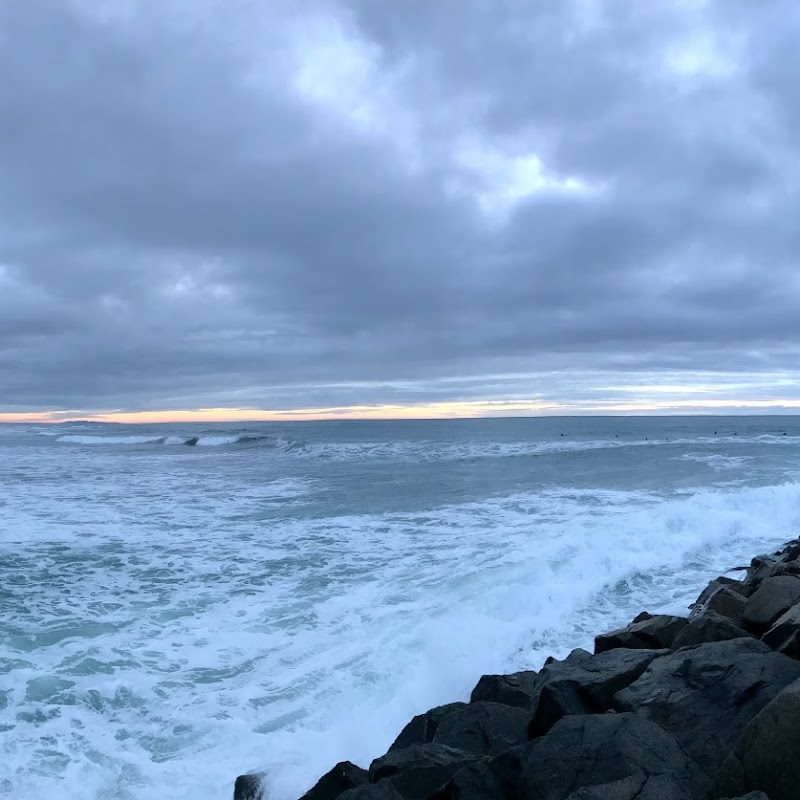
<box><xmin>235</xmin><ymin>538</ymin><xmax>800</xmax><ymax>800</ymax></box>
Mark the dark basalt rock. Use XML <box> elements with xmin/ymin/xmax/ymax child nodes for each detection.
<box><xmin>428</xmin><ymin>747</ymin><xmax>525</xmax><ymax>800</ymax></box>
<box><xmin>543</xmin><ymin>647</ymin><xmax>592</xmax><ymax>666</ymax></box>
<box><xmin>469</xmin><ymin>651</ymin><xmax>594</xmax><ymax>710</ymax></box>
<box><xmin>671</xmin><ymin>610</ymin><xmax>751</xmax><ymax>650</ymax></box>
<box><xmin>527</xmin><ymin>647</ymin><xmax>666</xmax><ymax>739</ymax></box>
<box><xmin>700</xmin><ymin>586</ymin><xmax>748</xmax><ymax>624</ymax></box>
<box><xmin>745</xmin><ymin>554</ymin><xmax>800</xmax><ymax>589</ymax></box>
<box><xmin>594</xmin><ymin>614</ymin><xmax>688</xmax><ymax>654</ymax></box>
<box><xmin>301</xmin><ymin>762</ymin><xmax>369</xmax><ymax>800</ymax></box>
<box><xmin>743</xmin><ymin>554</ymin><xmax>780</xmax><ymax>588</ymax></box>
<box><xmin>338</xmin><ymin>784</ymin><xmax>405</xmax><ymax>800</ymax></box>
<box><xmin>369</xmin><ymin>743</ymin><xmax>482</xmax><ymax>800</ymax></box>
<box><xmin>469</xmin><ymin>671</ymin><xmax>539</xmax><ymax>709</ymax></box>
<box><xmin>234</xmin><ymin>773</ymin><xmax>265</xmax><ymax>800</ymax></box>
<box><xmin>389</xmin><ymin>704</ymin><xmax>467</xmax><ymax>752</ymax></box>
<box><xmin>519</xmin><ymin>713</ymin><xmax>710</xmax><ymax>800</ymax></box>
<box><xmin>715</xmin><ymin>676</ymin><xmax>800</xmax><ymax>800</ymax></box>
<box><xmin>390</xmin><ymin>702</ymin><xmax>526</xmax><ymax>757</ymax></box>
<box><xmin>692</xmin><ymin>577</ymin><xmax>750</xmax><ymax>611</ymax></box>
<box><xmin>718</xmin><ymin>794</ymin><xmax>770</xmax><ymax>800</ymax></box>
<box><xmin>779</xmin><ymin>541</ymin><xmax>800</xmax><ymax>561</ymax></box>
<box><xmin>762</xmin><ymin>603</ymin><xmax>800</xmax><ymax>658</ymax></box>
<box><xmin>743</xmin><ymin>576</ymin><xmax>800</xmax><ymax>634</ymax></box>
<box><xmin>431</xmin><ymin>702</ymin><xmax>528</xmax><ymax>756</ymax></box>
<box><xmin>614</xmin><ymin>637</ymin><xmax>800</xmax><ymax>776</ymax></box>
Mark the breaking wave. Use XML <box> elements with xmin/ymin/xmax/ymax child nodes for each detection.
<box><xmin>56</xmin><ymin>433</ymin><xmax>276</xmax><ymax>448</ymax></box>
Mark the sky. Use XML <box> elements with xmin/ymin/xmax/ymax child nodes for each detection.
<box><xmin>2</xmin><ymin>0</ymin><xmax>800</xmax><ymax>422</ymax></box>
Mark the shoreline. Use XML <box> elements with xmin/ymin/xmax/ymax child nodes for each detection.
<box><xmin>236</xmin><ymin>537</ymin><xmax>800</xmax><ymax>800</ymax></box>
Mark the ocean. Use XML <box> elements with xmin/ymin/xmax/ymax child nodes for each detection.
<box><xmin>2</xmin><ymin>415</ymin><xmax>800</xmax><ymax>799</ymax></box>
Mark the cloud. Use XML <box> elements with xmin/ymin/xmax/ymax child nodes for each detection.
<box><xmin>2</xmin><ymin>0</ymin><xmax>800</xmax><ymax>417</ymax></box>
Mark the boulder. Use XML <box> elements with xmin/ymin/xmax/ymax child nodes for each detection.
<box><xmin>369</xmin><ymin>744</ymin><xmax>482</xmax><ymax>800</ymax></box>
<box><xmin>469</xmin><ymin>670</ymin><xmax>539</xmax><ymax>709</ymax></box>
<box><xmin>614</xmin><ymin>637</ymin><xmax>800</xmax><ymax>776</ymax></box>
<box><xmin>718</xmin><ymin>794</ymin><xmax>769</xmax><ymax>800</ymax></box>
<box><xmin>701</xmin><ymin>586</ymin><xmax>748</xmax><ymax>624</ymax></box>
<box><xmin>431</xmin><ymin>702</ymin><xmax>528</xmax><ymax>756</ymax></box>
<box><xmin>744</xmin><ymin>555</ymin><xmax>800</xmax><ymax>589</ymax></box>
<box><xmin>594</xmin><ymin>615</ymin><xmax>688</xmax><ymax>654</ymax></box>
<box><xmin>743</xmin><ymin>554</ymin><xmax>780</xmax><ymax>588</ymax></box>
<box><xmin>671</xmin><ymin>611</ymin><xmax>751</xmax><ymax>650</ymax></box>
<box><xmin>301</xmin><ymin>762</ymin><xmax>369</xmax><ymax>800</ymax></box>
<box><xmin>779</xmin><ymin>540</ymin><xmax>800</xmax><ymax>561</ymax></box>
<box><xmin>543</xmin><ymin>648</ymin><xmax>592</xmax><ymax>666</ymax></box>
<box><xmin>470</xmin><ymin>649</ymin><xmax>596</xmax><ymax>710</ymax></box>
<box><xmin>692</xmin><ymin>577</ymin><xmax>750</xmax><ymax>611</ymax></box>
<box><xmin>518</xmin><ymin>713</ymin><xmax>710</xmax><ymax>800</ymax></box>
<box><xmin>762</xmin><ymin>603</ymin><xmax>800</xmax><ymax>658</ymax></box>
<box><xmin>389</xmin><ymin>704</ymin><xmax>467</xmax><ymax>751</ymax></box>
<box><xmin>527</xmin><ymin>647</ymin><xmax>666</xmax><ymax>739</ymax></box>
<box><xmin>234</xmin><ymin>773</ymin><xmax>265</xmax><ymax>800</ymax></box>
<box><xmin>339</xmin><ymin>785</ymin><xmax>405</xmax><ymax>800</ymax></box>
<box><xmin>743</xmin><ymin>576</ymin><xmax>800</xmax><ymax>634</ymax></box>
<box><xmin>715</xmin><ymin>676</ymin><xmax>800</xmax><ymax>800</ymax></box>
<box><xmin>427</xmin><ymin>747</ymin><xmax>525</xmax><ymax>800</ymax></box>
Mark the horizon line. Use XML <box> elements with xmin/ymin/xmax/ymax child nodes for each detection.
<box><xmin>4</xmin><ymin>397</ymin><xmax>800</xmax><ymax>424</ymax></box>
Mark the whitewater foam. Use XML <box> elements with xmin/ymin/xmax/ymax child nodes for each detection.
<box><xmin>4</xmin><ymin>481</ymin><xmax>800</xmax><ymax>799</ymax></box>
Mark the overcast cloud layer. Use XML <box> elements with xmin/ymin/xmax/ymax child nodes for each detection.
<box><xmin>2</xmin><ymin>0</ymin><xmax>800</xmax><ymax>416</ymax></box>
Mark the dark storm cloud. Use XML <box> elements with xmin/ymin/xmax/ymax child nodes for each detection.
<box><xmin>2</xmin><ymin>0</ymin><xmax>800</xmax><ymax>413</ymax></box>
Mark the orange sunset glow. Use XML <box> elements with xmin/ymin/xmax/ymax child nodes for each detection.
<box><xmin>5</xmin><ymin>396</ymin><xmax>800</xmax><ymax>425</ymax></box>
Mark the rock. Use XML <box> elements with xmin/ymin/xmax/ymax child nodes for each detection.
<box><xmin>594</xmin><ymin>615</ymin><xmax>688</xmax><ymax>654</ymax></box>
<box><xmin>519</xmin><ymin>713</ymin><xmax>710</xmax><ymax>800</ymax></box>
<box><xmin>614</xmin><ymin>637</ymin><xmax>800</xmax><ymax>776</ymax></box>
<box><xmin>744</xmin><ymin>554</ymin><xmax>780</xmax><ymax>587</ymax></box>
<box><xmin>701</xmin><ymin>586</ymin><xmax>748</xmax><ymax>624</ymax></box>
<box><xmin>671</xmin><ymin>611</ymin><xmax>751</xmax><ymax>650</ymax></box>
<box><xmin>745</xmin><ymin>555</ymin><xmax>800</xmax><ymax>589</ymax></box>
<box><xmin>762</xmin><ymin>603</ymin><xmax>800</xmax><ymax>658</ymax></box>
<box><xmin>715</xmin><ymin>676</ymin><xmax>800</xmax><ymax>800</ymax></box>
<box><xmin>389</xmin><ymin>704</ymin><xmax>467</xmax><ymax>751</ymax></box>
<box><xmin>527</xmin><ymin>647</ymin><xmax>666</xmax><ymax>739</ymax></box>
<box><xmin>528</xmin><ymin>680</ymin><xmax>597</xmax><ymax>740</ymax></box>
<box><xmin>543</xmin><ymin>647</ymin><xmax>592</xmax><ymax>666</ymax></box>
<box><xmin>743</xmin><ymin>576</ymin><xmax>800</xmax><ymax>634</ymax></box>
<box><xmin>718</xmin><ymin>794</ymin><xmax>770</xmax><ymax>800</ymax></box>
<box><xmin>427</xmin><ymin>747</ymin><xmax>525</xmax><ymax>800</ymax></box>
<box><xmin>469</xmin><ymin>671</ymin><xmax>539</xmax><ymax>709</ymax></box>
<box><xmin>693</xmin><ymin>577</ymin><xmax>750</xmax><ymax>611</ymax></box>
<box><xmin>234</xmin><ymin>773</ymin><xmax>265</xmax><ymax>800</ymax></box>
<box><xmin>301</xmin><ymin>762</ymin><xmax>369</xmax><ymax>800</ymax></box>
<box><xmin>431</xmin><ymin>702</ymin><xmax>528</xmax><ymax>756</ymax></box>
<box><xmin>369</xmin><ymin>744</ymin><xmax>482</xmax><ymax>800</ymax></box>
<box><xmin>469</xmin><ymin>650</ymin><xmax>592</xmax><ymax>710</ymax></box>
<box><xmin>339</xmin><ymin>785</ymin><xmax>405</xmax><ymax>800</ymax></box>
<box><xmin>779</xmin><ymin>540</ymin><xmax>800</xmax><ymax>561</ymax></box>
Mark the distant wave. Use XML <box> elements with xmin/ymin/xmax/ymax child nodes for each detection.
<box><xmin>57</xmin><ymin>434</ymin><xmax>167</xmax><ymax>445</ymax></box>
<box><xmin>56</xmin><ymin>433</ymin><xmax>278</xmax><ymax>448</ymax></box>
<box><xmin>54</xmin><ymin>431</ymin><xmax>800</xmax><ymax>460</ymax></box>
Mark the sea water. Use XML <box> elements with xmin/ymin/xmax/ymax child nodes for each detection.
<box><xmin>2</xmin><ymin>416</ymin><xmax>800</xmax><ymax>799</ymax></box>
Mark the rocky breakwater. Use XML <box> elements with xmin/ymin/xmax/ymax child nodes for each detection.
<box><xmin>234</xmin><ymin>539</ymin><xmax>800</xmax><ymax>800</ymax></box>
